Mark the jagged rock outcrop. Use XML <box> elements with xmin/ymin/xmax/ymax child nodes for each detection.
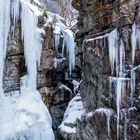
<box><xmin>58</xmin><ymin>0</ymin><xmax>140</xmax><ymax>140</ymax></box>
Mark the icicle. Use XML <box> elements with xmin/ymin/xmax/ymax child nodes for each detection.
<box><xmin>53</xmin><ymin>57</ymin><xmax>58</xmax><ymax>68</ymax></box>
<box><xmin>95</xmin><ymin>108</ymin><xmax>114</xmax><ymax>138</ymax></box>
<box><xmin>109</xmin><ymin>77</ymin><xmax>130</xmax><ymax>139</ymax></box>
<box><xmin>109</xmin><ymin>77</ymin><xmax>126</xmax><ymax>139</ymax></box>
<box><xmin>62</xmin><ymin>38</ymin><xmax>65</xmax><ymax>56</ymax></box>
<box><xmin>119</xmin><ymin>39</ymin><xmax>125</xmax><ymax>77</ymax></box>
<box><xmin>137</xmin><ymin>13</ymin><xmax>140</xmax><ymax>50</ymax></box>
<box><xmin>53</xmin><ymin>25</ymin><xmax>61</xmax><ymax>52</ymax></box>
<box><xmin>11</xmin><ymin>0</ymin><xmax>20</xmax><ymax>25</ymax></box>
<box><xmin>0</xmin><ymin>0</ymin><xmax>11</xmax><ymax>94</ymax></box>
<box><xmin>131</xmin><ymin>23</ymin><xmax>137</xmax><ymax>65</ymax></box>
<box><xmin>116</xmin><ymin>79</ymin><xmax>123</xmax><ymax>140</ymax></box>
<box><xmin>35</xmin><ymin>27</ymin><xmax>44</xmax><ymax>67</ymax></box>
<box><xmin>2</xmin><ymin>0</ymin><xmax>11</xmax><ymax>59</ymax></box>
<box><xmin>107</xmin><ymin>113</ymin><xmax>111</xmax><ymax>137</ymax></box>
<box><xmin>63</xmin><ymin>29</ymin><xmax>75</xmax><ymax>74</ymax></box>
<box><xmin>109</xmin><ymin>77</ymin><xmax>113</xmax><ymax>99</ymax></box>
<box><xmin>108</xmin><ymin>29</ymin><xmax>118</xmax><ymax>74</ymax></box>
<box><xmin>54</xmin><ymin>34</ymin><xmax>60</xmax><ymax>51</ymax></box>
<box><xmin>0</xmin><ymin>1</ymin><xmax>16</xmax><ymax>139</ymax></box>
<box><xmin>130</xmin><ymin>69</ymin><xmax>135</xmax><ymax>107</ymax></box>
<box><xmin>124</xmin><ymin>111</ymin><xmax>128</xmax><ymax>140</ymax></box>
<box><xmin>20</xmin><ymin>0</ymin><xmax>43</xmax><ymax>90</ymax></box>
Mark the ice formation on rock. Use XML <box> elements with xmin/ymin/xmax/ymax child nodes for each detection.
<box><xmin>20</xmin><ymin>0</ymin><xmax>43</xmax><ymax>90</ymax></box>
<box><xmin>107</xmin><ymin>24</ymin><xmax>140</xmax><ymax>139</ymax></box>
<box><xmin>108</xmin><ymin>30</ymin><xmax>125</xmax><ymax>76</ymax></box>
<box><xmin>0</xmin><ymin>0</ymin><xmax>55</xmax><ymax>140</ymax></box>
<box><xmin>108</xmin><ymin>29</ymin><xmax>118</xmax><ymax>74</ymax></box>
<box><xmin>84</xmin><ymin>26</ymin><xmax>138</xmax><ymax>139</ymax></box>
<box><xmin>46</xmin><ymin>13</ymin><xmax>75</xmax><ymax>74</ymax></box>
<box><xmin>63</xmin><ymin>29</ymin><xmax>75</xmax><ymax>74</ymax></box>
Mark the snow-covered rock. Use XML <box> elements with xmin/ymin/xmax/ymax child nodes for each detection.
<box><xmin>59</xmin><ymin>94</ymin><xmax>85</xmax><ymax>134</ymax></box>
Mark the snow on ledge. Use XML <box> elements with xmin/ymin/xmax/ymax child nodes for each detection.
<box><xmin>59</xmin><ymin>94</ymin><xmax>85</xmax><ymax>134</ymax></box>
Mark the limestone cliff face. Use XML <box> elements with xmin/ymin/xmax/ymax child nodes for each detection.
<box><xmin>62</xmin><ymin>0</ymin><xmax>140</xmax><ymax>139</ymax></box>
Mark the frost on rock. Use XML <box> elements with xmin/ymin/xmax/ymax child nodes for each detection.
<box><xmin>59</xmin><ymin>94</ymin><xmax>85</xmax><ymax>134</ymax></box>
<box><xmin>130</xmin><ymin>69</ymin><xmax>135</xmax><ymax>107</ymax></box>
<box><xmin>0</xmin><ymin>0</ymin><xmax>54</xmax><ymax>140</ymax></box>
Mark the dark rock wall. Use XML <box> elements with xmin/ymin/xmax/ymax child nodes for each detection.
<box><xmin>4</xmin><ymin>23</ymin><xmax>24</xmax><ymax>92</ymax></box>
<box><xmin>67</xmin><ymin>0</ymin><xmax>140</xmax><ymax>140</ymax></box>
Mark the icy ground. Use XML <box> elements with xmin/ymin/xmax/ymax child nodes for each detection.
<box><xmin>0</xmin><ymin>90</ymin><xmax>55</xmax><ymax>140</ymax></box>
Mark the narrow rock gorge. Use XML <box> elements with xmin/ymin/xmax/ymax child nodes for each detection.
<box><xmin>0</xmin><ymin>0</ymin><xmax>140</xmax><ymax>140</ymax></box>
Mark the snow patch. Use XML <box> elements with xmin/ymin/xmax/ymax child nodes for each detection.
<box><xmin>0</xmin><ymin>90</ymin><xmax>54</xmax><ymax>140</ymax></box>
<box><xmin>59</xmin><ymin>94</ymin><xmax>85</xmax><ymax>134</ymax></box>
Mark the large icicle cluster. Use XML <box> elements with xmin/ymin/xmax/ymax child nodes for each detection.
<box><xmin>108</xmin><ymin>30</ymin><xmax>125</xmax><ymax>77</ymax></box>
<box><xmin>107</xmin><ymin>24</ymin><xmax>139</xmax><ymax>139</ymax></box>
<box><xmin>0</xmin><ymin>0</ymin><xmax>54</xmax><ymax>140</ymax></box>
<box><xmin>46</xmin><ymin>13</ymin><xmax>75</xmax><ymax>74</ymax></box>
<box><xmin>20</xmin><ymin>0</ymin><xmax>43</xmax><ymax>90</ymax></box>
<box><xmin>84</xmin><ymin>22</ymin><xmax>139</xmax><ymax>139</ymax></box>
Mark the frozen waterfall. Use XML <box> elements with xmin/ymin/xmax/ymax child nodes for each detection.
<box><xmin>0</xmin><ymin>0</ymin><xmax>55</xmax><ymax>140</ymax></box>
